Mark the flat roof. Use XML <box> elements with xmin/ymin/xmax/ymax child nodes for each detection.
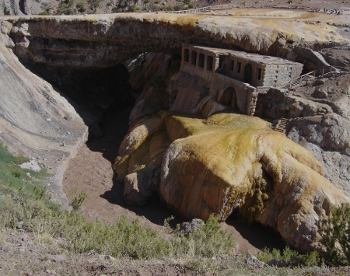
<box><xmin>186</xmin><ymin>44</ymin><xmax>302</xmax><ymax>66</ymax></box>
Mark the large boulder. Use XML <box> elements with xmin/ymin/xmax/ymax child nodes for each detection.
<box><xmin>114</xmin><ymin>111</ymin><xmax>349</xmax><ymax>252</ymax></box>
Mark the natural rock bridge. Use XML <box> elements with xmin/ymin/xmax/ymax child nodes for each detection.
<box><xmin>1</xmin><ymin>9</ymin><xmax>350</xmax><ymax>253</ymax></box>
<box><xmin>3</xmin><ymin>9</ymin><xmax>350</xmax><ymax>69</ymax></box>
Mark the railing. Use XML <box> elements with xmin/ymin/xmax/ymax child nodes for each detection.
<box><xmin>157</xmin><ymin>4</ymin><xmax>234</xmax><ymax>14</ymax></box>
<box><xmin>281</xmin><ymin>66</ymin><xmax>347</xmax><ymax>90</ymax></box>
<box><xmin>281</xmin><ymin>70</ymin><xmax>316</xmax><ymax>89</ymax></box>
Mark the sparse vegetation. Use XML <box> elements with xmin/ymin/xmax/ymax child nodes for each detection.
<box><xmin>257</xmin><ymin>247</ymin><xmax>320</xmax><ymax>267</ymax></box>
<box><xmin>0</xmin><ymin>142</ymin><xmax>343</xmax><ymax>274</ymax></box>
<box><xmin>317</xmin><ymin>203</ymin><xmax>350</xmax><ymax>266</ymax></box>
<box><xmin>119</xmin><ymin>0</ymin><xmax>127</xmax><ymax>7</ymax></box>
<box><xmin>0</xmin><ymin>142</ymin><xmax>234</xmax><ymax>262</ymax></box>
<box><xmin>130</xmin><ymin>4</ymin><xmax>138</xmax><ymax>11</ymax></box>
<box><xmin>56</xmin><ymin>0</ymin><xmax>74</xmax><ymax>15</ymax></box>
<box><xmin>76</xmin><ymin>2</ymin><xmax>86</xmax><ymax>12</ymax></box>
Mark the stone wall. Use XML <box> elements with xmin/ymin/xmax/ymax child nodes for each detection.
<box><xmin>209</xmin><ymin>73</ymin><xmax>256</xmax><ymax>115</ymax></box>
<box><xmin>182</xmin><ymin>44</ymin><xmax>303</xmax><ymax>89</ymax></box>
<box><xmin>220</xmin><ymin>55</ymin><xmax>265</xmax><ymax>87</ymax></box>
<box><xmin>181</xmin><ymin>45</ymin><xmax>216</xmax><ymax>82</ymax></box>
<box><xmin>263</xmin><ymin>63</ymin><xmax>303</xmax><ymax>87</ymax></box>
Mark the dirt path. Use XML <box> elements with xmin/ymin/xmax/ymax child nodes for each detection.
<box><xmin>63</xmin><ymin>106</ymin><xmax>285</xmax><ymax>255</ymax></box>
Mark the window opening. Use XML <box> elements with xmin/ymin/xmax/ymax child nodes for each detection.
<box><xmin>230</xmin><ymin>60</ymin><xmax>234</xmax><ymax>71</ymax></box>
<box><xmin>184</xmin><ymin>49</ymin><xmax>189</xmax><ymax>62</ymax></box>
<box><xmin>192</xmin><ymin>51</ymin><xmax>197</xmax><ymax>65</ymax></box>
<box><xmin>257</xmin><ymin>68</ymin><xmax>262</xmax><ymax>80</ymax></box>
<box><xmin>207</xmin><ymin>56</ymin><xmax>213</xmax><ymax>71</ymax></box>
<box><xmin>199</xmin><ymin>53</ymin><xmax>205</xmax><ymax>68</ymax></box>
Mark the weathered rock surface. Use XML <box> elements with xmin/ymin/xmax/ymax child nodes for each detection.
<box><xmin>287</xmin><ymin>114</ymin><xmax>350</xmax><ymax>195</ymax></box>
<box><xmin>1</xmin><ymin>10</ymin><xmax>349</xmax><ymax>70</ymax></box>
<box><xmin>0</xmin><ymin>44</ymin><xmax>87</xmax><ymax>207</ymax></box>
<box><xmin>114</xmin><ymin>111</ymin><xmax>349</xmax><ymax>252</ymax></box>
<box><xmin>256</xmin><ymin>73</ymin><xmax>350</xmax><ymax>196</ymax></box>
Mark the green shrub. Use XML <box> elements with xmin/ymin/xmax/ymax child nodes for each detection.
<box><xmin>164</xmin><ymin>5</ymin><xmax>173</xmax><ymax>11</ymax></box>
<box><xmin>56</xmin><ymin>0</ymin><xmax>74</xmax><ymax>15</ymax></box>
<box><xmin>76</xmin><ymin>2</ymin><xmax>86</xmax><ymax>12</ymax></box>
<box><xmin>317</xmin><ymin>203</ymin><xmax>350</xmax><ymax>266</ymax></box>
<box><xmin>174</xmin><ymin>4</ymin><xmax>185</xmax><ymax>11</ymax></box>
<box><xmin>130</xmin><ymin>4</ymin><xmax>137</xmax><ymax>11</ymax></box>
<box><xmin>257</xmin><ymin>246</ymin><xmax>319</xmax><ymax>267</ymax></box>
<box><xmin>38</xmin><ymin>11</ymin><xmax>49</xmax><ymax>15</ymax></box>
<box><xmin>11</xmin><ymin>171</ymin><xmax>21</xmax><ymax>178</ymax></box>
<box><xmin>119</xmin><ymin>0</ymin><xmax>127</xmax><ymax>7</ymax></box>
<box><xmin>68</xmin><ymin>188</ymin><xmax>87</xmax><ymax>211</ymax></box>
<box><xmin>0</xmin><ymin>193</ymin><xmax>234</xmax><ymax>260</ymax></box>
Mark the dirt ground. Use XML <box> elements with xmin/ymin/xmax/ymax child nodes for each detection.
<box><xmin>62</xmin><ymin>104</ymin><xmax>286</xmax><ymax>256</ymax></box>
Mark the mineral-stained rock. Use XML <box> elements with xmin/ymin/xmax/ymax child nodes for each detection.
<box><xmin>114</xmin><ymin>111</ymin><xmax>349</xmax><ymax>252</ymax></box>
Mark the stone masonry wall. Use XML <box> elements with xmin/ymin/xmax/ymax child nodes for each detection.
<box><xmin>209</xmin><ymin>74</ymin><xmax>256</xmax><ymax>115</ymax></box>
<box><xmin>263</xmin><ymin>64</ymin><xmax>303</xmax><ymax>87</ymax></box>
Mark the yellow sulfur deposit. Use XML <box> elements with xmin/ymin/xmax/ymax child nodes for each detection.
<box><xmin>115</xmin><ymin>111</ymin><xmax>349</xmax><ymax>251</ymax></box>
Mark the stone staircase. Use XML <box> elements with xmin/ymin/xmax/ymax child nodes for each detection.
<box><xmin>273</xmin><ymin>118</ymin><xmax>289</xmax><ymax>134</ymax></box>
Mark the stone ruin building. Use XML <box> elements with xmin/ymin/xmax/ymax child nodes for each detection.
<box><xmin>177</xmin><ymin>44</ymin><xmax>303</xmax><ymax>116</ymax></box>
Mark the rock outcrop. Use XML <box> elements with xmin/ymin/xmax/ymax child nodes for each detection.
<box><xmin>114</xmin><ymin>111</ymin><xmax>349</xmax><ymax>252</ymax></box>
<box><xmin>255</xmin><ymin>73</ymin><xmax>350</xmax><ymax>196</ymax></box>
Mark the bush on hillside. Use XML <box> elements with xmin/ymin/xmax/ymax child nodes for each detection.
<box><xmin>76</xmin><ymin>2</ymin><xmax>86</xmax><ymax>12</ymax></box>
<box><xmin>257</xmin><ymin>247</ymin><xmax>319</xmax><ymax>267</ymax></box>
<box><xmin>317</xmin><ymin>203</ymin><xmax>350</xmax><ymax>266</ymax></box>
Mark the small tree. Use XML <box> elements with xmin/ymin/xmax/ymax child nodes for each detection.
<box><xmin>317</xmin><ymin>203</ymin><xmax>350</xmax><ymax>266</ymax></box>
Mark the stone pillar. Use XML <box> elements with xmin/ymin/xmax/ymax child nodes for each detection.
<box><xmin>246</xmin><ymin>91</ymin><xmax>258</xmax><ymax>116</ymax></box>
